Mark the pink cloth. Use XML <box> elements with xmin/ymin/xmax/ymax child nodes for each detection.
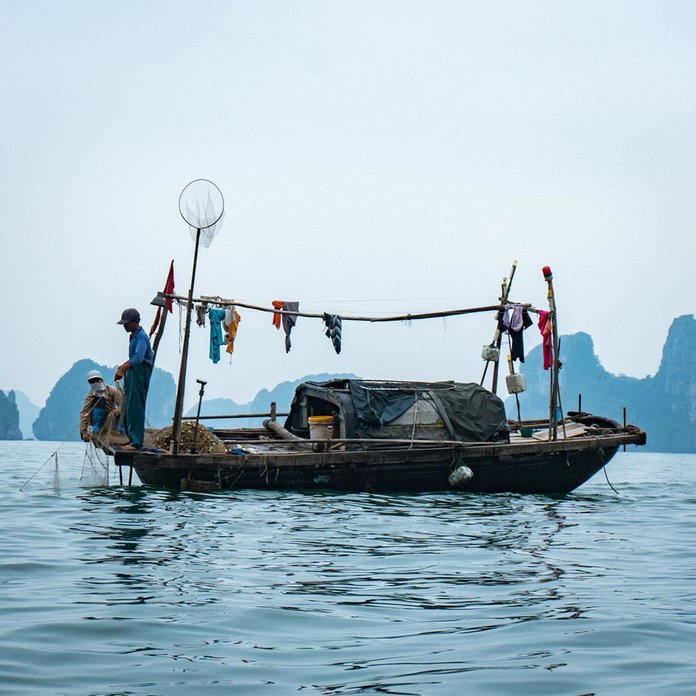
<box><xmin>538</xmin><ymin>310</ymin><xmax>553</xmax><ymax>370</ymax></box>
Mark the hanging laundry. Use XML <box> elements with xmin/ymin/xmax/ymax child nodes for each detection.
<box><xmin>208</xmin><ymin>308</ymin><xmax>226</xmax><ymax>364</ymax></box>
<box><xmin>323</xmin><ymin>313</ymin><xmax>342</xmax><ymax>354</ymax></box>
<box><xmin>509</xmin><ymin>304</ymin><xmax>524</xmax><ymax>332</ymax></box>
<box><xmin>538</xmin><ymin>310</ymin><xmax>553</xmax><ymax>370</ymax></box>
<box><xmin>196</xmin><ymin>303</ymin><xmax>207</xmax><ymax>327</ymax></box>
<box><xmin>509</xmin><ymin>309</ymin><xmax>533</xmax><ymax>362</ymax></box>
<box><xmin>498</xmin><ymin>304</ymin><xmax>523</xmax><ymax>331</ymax></box>
<box><xmin>498</xmin><ymin>307</ymin><xmax>510</xmax><ymax>331</ymax></box>
<box><xmin>224</xmin><ymin>307</ymin><xmax>242</xmax><ymax>354</ymax></box>
<box><xmin>282</xmin><ymin>301</ymin><xmax>299</xmax><ymax>353</ymax></box>
<box><xmin>497</xmin><ymin>305</ymin><xmax>532</xmax><ymax>362</ymax></box>
<box><xmin>272</xmin><ymin>300</ymin><xmax>285</xmax><ymax>329</ymax></box>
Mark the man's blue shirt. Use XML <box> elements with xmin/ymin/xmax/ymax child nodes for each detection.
<box><xmin>128</xmin><ymin>327</ymin><xmax>154</xmax><ymax>368</ymax></box>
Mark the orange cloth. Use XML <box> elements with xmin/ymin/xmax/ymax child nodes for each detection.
<box><xmin>272</xmin><ymin>300</ymin><xmax>285</xmax><ymax>329</ymax></box>
<box><xmin>225</xmin><ymin>309</ymin><xmax>242</xmax><ymax>354</ymax></box>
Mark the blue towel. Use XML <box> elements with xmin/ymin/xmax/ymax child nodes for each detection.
<box><xmin>209</xmin><ymin>308</ymin><xmax>226</xmax><ymax>363</ymax></box>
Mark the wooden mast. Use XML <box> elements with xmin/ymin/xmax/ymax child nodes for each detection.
<box><xmin>543</xmin><ymin>265</ymin><xmax>560</xmax><ymax>440</ymax></box>
<box><xmin>170</xmin><ymin>228</ymin><xmax>201</xmax><ymax>454</ymax></box>
<box><xmin>487</xmin><ymin>260</ymin><xmax>517</xmax><ymax>394</ymax></box>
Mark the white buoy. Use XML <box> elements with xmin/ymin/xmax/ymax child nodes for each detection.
<box><xmin>449</xmin><ymin>465</ymin><xmax>474</xmax><ymax>487</ymax></box>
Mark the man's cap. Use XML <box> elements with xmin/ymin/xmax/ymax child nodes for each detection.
<box><xmin>87</xmin><ymin>370</ymin><xmax>103</xmax><ymax>382</ymax></box>
<box><xmin>117</xmin><ymin>308</ymin><xmax>140</xmax><ymax>325</ymax></box>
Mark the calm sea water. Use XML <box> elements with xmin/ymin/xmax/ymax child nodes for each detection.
<box><xmin>1</xmin><ymin>442</ymin><xmax>694</xmax><ymax>695</ymax></box>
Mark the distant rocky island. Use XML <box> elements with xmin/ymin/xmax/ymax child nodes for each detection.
<box><xmin>0</xmin><ymin>315</ymin><xmax>694</xmax><ymax>451</ymax></box>
<box><xmin>0</xmin><ymin>390</ymin><xmax>23</xmax><ymax>440</ymax></box>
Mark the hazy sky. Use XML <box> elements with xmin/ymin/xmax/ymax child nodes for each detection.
<box><xmin>2</xmin><ymin>1</ymin><xmax>695</xmax><ymax>409</ymax></box>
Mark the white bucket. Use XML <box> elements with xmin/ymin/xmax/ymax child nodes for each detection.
<box><xmin>308</xmin><ymin>416</ymin><xmax>333</xmax><ymax>441</ymax></box>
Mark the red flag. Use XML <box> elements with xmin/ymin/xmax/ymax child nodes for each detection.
<box><xmin>163</xmin><ymin>260</ymin><xmax>175</xmax><ymax>312</ymax></box>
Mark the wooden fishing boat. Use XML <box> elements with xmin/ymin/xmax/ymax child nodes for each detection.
<box><xmin>108</xmin><ymin>186</ymin><xmax>646</xmax><ymax>495</ymax></box>
<box><xmin>112</xmin><ymin>378</ymin><xmax>645</xmax><ymax>494</ymax></box>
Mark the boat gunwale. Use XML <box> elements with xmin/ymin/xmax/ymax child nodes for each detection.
<box><xmin>115</xmin><ymin>429</ymin><xmax>646</xmax><ymax>469</ymax></box>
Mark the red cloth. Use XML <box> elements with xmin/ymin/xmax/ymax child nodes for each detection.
<box><xmin>538</xmin><ymin>310</ymin><xmax>553</xmax><ymax>370</ymax></box>
<box><xmin>163</xmin><ymin>260</ymin><xmax>175</xmax><ymax>312</ymax></box>
<box><xmin>272</xmin><ymin>300</ymin><xmax>285</xmax><ymax>329</ymax></box>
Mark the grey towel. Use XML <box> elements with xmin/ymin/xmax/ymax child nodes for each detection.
<box><xmin>283</xmin><ymin>302</ymin><xmax>299</xmax><ymax>353</ymax></box>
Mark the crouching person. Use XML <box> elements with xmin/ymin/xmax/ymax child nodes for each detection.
<box><xmin>79</xmin><ymin>370</ymin><xmax>122</xmax><ymax>443</ymax></box>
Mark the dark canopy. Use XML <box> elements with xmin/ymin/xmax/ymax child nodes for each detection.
<box><xmin>285</xmin><ymin>379</ymin><xmax>509</xmax><ymax>443</ymax></box>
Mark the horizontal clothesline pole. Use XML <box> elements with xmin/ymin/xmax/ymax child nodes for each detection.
<box><xmin>164</xmin><ymin>292</ymin><xmax>539</xmax><ymax>323</ymax></box>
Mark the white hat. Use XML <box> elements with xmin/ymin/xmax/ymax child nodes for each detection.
<box><xmin>87</xmin><ymin>370</ymin><xmax>103</xmax><ymax>382</ymax></box>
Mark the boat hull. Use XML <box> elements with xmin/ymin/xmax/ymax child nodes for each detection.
<box><xmin>115</xmin><ymin>433</ymin><xmax>639</xmax><ymax>495</ymax></box>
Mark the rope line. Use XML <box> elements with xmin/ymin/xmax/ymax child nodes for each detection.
<box><xmin>599</xmin><ymin>447</ymin><xmax>620</xmax><ymax>495</ymax></box>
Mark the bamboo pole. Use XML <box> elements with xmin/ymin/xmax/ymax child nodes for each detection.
<box><xmin>507</xmin><ymin>352</ymin><xmax>522</xmax><ymax>422</ymax></box>
<box><xmin>488</xmin><ymin>260</ymin><xmax>517</xmax><ymax>394</ymax></box>
<box><xmin>164</xmin><ymin>292</ymin><xmax>537</xmax><ymax>323</ymax></box>
<box><xmin>151</xmin><ymin>310</ymin><xmax>168</xmax><ymax>361</ymax></box>
<box><xmin>151</xmin><ymin>262</ymin><xmax>174</xmax><ymax>362</ymax></box>
<box><xmin>490</xmin><ymin>278</ymin><xmax>507</xmax><ymax>395</ymax></box>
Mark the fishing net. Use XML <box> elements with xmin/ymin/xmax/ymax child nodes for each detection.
<box><xmin>80</xmin><ymin>443</ymin><xmax>111</xmax><ymax>486</ymax></box>
<box><xmin>178</xmin><ymin>179</ymin><xmax>225</xmax><ymax>248</ymax></box>
<box><xmin>153</xmin><ymin>421</ymin><xmax>226</xmax><ymax>453</ymax></box>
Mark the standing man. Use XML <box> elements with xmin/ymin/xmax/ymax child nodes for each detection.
<box><xmin>115</xmin><ymin>308</ymin><xmax>153</xmax><ymax>451</ymax></box>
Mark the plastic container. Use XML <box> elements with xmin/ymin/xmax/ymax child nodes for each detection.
<box><xmin>308</xmin><ymin>415</ymin><xmax>334</xmax><ymax>441</ymax></box>
<box><xmin>506</xmin><ymin>373</ymin><xmax>526</xmax><ymax>394</ymax></box>
<box><xmin>481</xmin><ymin>345</ymin><xmax>500</xmax><ymax>362</ymax></box>
<box><xmin>448</xmin><ymin>465</ymin><xmax>474</xmax><ymax>487</ymax></box>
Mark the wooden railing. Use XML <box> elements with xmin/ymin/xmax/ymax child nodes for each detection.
<box><xmin>180</xmin><ymin>401</ymin><xmax>288</xmax><ymax>421</ymax></box>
